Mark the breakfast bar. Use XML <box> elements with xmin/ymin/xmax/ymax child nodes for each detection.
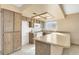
<box><xmin>34</xmin><ymin>32</ymin><xmax>70</xmax><ymax>55</ymax></box>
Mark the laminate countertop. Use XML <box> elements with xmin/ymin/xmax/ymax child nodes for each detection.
<box><xmin>34</xmin><ymin>32</ymin><xmax>70</xmax><ymax>48</ymax></box>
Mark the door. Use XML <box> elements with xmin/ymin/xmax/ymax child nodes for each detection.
<box><xmin>14</xmin><ymin>32</ymin><xmax>21</xmax><ymax>51</ymax></box>
<box><xmin>3</xmin><ymin>9</ymin><xmax>13</xmax><ymax>32</ymax></box>
<box><xmin>0</xmin><ymin>9</ymin><xmax>2</xmax><ymax>54</ymax></box>
<box><xmin>14</xmin><ymin>13</ymin><xmax>21</xmax><ymax>51</ymax></box>
<box><xmin>3</xmin><ymin>9</ymin><xmax>14</xmax><ymax>54</ymax></box>
<box><xmin>14</xmin><ymin>13</ymin><xmax>21</xmax><ymax>31</ymax></box>
<box><xmin>3</xmin><ymin>33</ymin><xmax>13</xmax><ymax>54</ymax></box>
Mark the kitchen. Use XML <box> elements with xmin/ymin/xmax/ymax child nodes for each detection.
<box><xmin>0</xmin><ymin>4</ymin><xmax>79</xmax><ymax>55</ymax></box>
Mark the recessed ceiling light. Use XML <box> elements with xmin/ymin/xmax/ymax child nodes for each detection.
<box><xmin>34</xmin><ymin>16</ymin><xmax>41</xmax><ymax>19</ymax></box>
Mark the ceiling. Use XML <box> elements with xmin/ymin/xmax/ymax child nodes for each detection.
<box><xmin>14</xmin><ymin>4</ymin><xmax>79</xmax><ymax>14</ymax></box>
<box><xmin>12</xmin><ymin>4</ymin><xmax>79</xmax><ymax>20</ymax></box>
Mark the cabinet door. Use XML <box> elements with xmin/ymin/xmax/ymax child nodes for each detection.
<box><xmin>3</xmin><ymin>9</ymin><xmax>13</xmax><ymax>32</ymax></box>
<box><xmin>3</xmin><ymin>33</ymin><xmax>13</xmax><ymax>55</ymax></box>
<box><xmin>35</xmin><ymin>40</ymin><xmax>50</xmax><ymax>55</ymax></box>
<box><xmin>0</xmin><ymin>9</ymin><xmax>2</xmax><ymax>51</ymax></box>
<box><xmin>14</xmin><ymin>32</ymin><xmax>21</xmax><ymax>51</ymax></box>
<box><xmin>14</xmin><ymin>13</ymin><xmax>21</xmax><ymax>31</ymax></box>
<box><xmin>29</xmin><ymin>32</ymin><xmax>34</xmax><ymax>44</ymax></box>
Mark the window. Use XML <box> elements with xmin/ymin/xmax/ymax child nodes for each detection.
<box><xmin>45</xmin><ymin>20</ymin><xmax>57</xmax><ymax>31</ymax></box>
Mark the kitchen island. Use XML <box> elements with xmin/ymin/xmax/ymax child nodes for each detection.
<box><xmin>34</xmin><ymin>32</ymin><xmax>70</xmax><ymax>55</ymax></box>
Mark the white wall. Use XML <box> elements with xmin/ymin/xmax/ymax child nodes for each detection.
<box><xmin>63</xmin><ymin>45</ymin><xmax>79</xmax><ymax>55</ymax></box>
<box><xmin>57</xmin><ymin>13</ymin><xmax>79</xmax><ymax>45</ymax></box>
<box><xmin>22</xmin><ymin>21</ymin><xmax>29</xmax><ymax>46</ymax></box>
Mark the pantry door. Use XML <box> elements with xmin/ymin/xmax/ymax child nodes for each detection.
<box><xmin>14</xmin><ymin>13</ymin><xmax>22</xmax><ymax>51</ymax></box>
<box><xmin>3</xmin><ymin>9</ymin><xmax>14</xmax><ymax>54</ymax></box>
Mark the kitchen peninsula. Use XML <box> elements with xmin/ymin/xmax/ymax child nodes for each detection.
<box><xmin>34</xmin><ymin>32</ymin><xmax>70</xmax><ymax>55</ymax></box>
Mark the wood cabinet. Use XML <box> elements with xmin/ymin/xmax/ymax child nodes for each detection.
<box><xmin>3</xmin><ymin>10</ymin><xmax>14</xmax><ymax>32</ymax></box>
<box><xmin>14</xmin><ymin>13</ymin><xmax>21</xmax><ymax>51</ymax></box>
<box><xmin>35</xmin><ymin>40</ymin><xmax>63</xmax><ymax>55</ymax></box>
<box><xmin>3</xmin><ymin>33</ymin><xmax>13</xmax><ymax>54</ymax></box>
<box><xmin>1</xmin><ymin>9</ymin><xmax>22</xmax><ymax>55</ymax></box>
<box><xmin>35</xmin><ymin>40</ymin><xmax>50</xmax><ymax>55</ymax></box>
<box><xmin>29</xmin><ymin>22</ymin><xmax>32</xmax><ymax>27</ymax></box>
<box><xmin>2</xmin><ymin>9</ymin><xmax>14</xmax><ymax>54</ymax></box>
<box><xmin>29</xmin><ymin>32</ymin><xmax>34</xmax><ymax>44</ymax></box>
<box><xmin>14</xmin><ymin>13</ymin><xmax>21</xmax><ymax>31</ymax></box>
<box><xmin>0</xmin><ymin>9</ymin><xmax>3</xmax><ymax>53</ymax></box>
<box><xmin>14</xmin><ymin>32</ymin><xmax>21</xmax><ymax>51</ymax></box>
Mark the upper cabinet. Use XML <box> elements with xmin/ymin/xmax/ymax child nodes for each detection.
<box><xmin>3</xmin><ymin>9</ymin><xmax>14</xmax><ymax>32</ymax></box>
<box><xmin>14</xmin><ymin>13</ymin><xmax>21</xmax><ymax>31</ymax></box>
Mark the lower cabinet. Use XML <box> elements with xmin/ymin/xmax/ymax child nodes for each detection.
<box><xmin>3</xmin><ymin>33</ymin><xmax>13</xmax><ymax>55</ymax></box>
<box><xmin>35</xmin><ymin>40</ymin><xmax>50</xmax><ymax>55</ymax></box>
<box><xmin>3</xmin><ymin>32</ymin><xmax>21</xmax><ymax>54</ymax></box>
<box><xmin>14</xmin><ymin>32</ymin><xmax>21</xmax><ymax>51</ymax></box>
<box><xmin>29</xmin><ymin>32</ymin><xmax>34</xmax><ymax>44</ymax></box>
<box><xmin>35</xmin><ymin>40</ymin><xmax>63</xmax><ymax>55</ymax></box>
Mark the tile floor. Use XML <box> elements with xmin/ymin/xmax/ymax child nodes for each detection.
<box><xmin>11</xmin><ymin>44</ymin><xmax>35</xmax><ymax>55</ymax></box>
